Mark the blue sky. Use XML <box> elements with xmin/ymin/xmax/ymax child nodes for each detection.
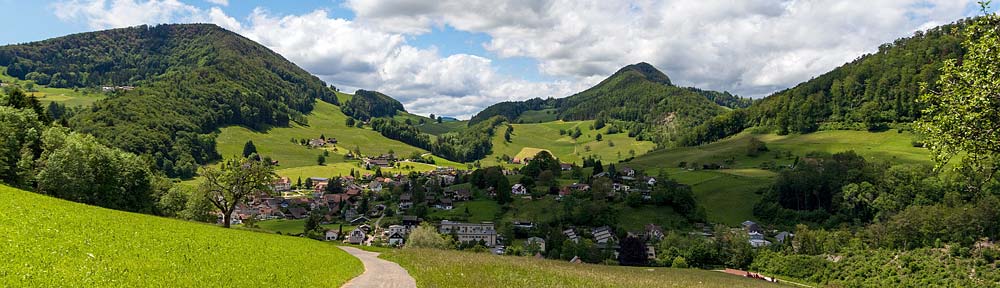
<box><xmin>0</xmin><ymin>0</ymin><xmax>991</xmax><ymax>118</ymax></box>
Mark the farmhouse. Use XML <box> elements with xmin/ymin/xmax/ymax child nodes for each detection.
<box><xmin>434</xmin><ymin>197</ymin><xmax>454</xmax><ymax>210</ymax></box>
<box><xmin>347</xmin><ymin>228</ymin><xmax>366</xmax><ymax>245</ymax></box>
<box><xmin>439</xmin><ymin>220</ymin><xmax>498</xmax><ymax>247</ymax></box>
<box><xmin>387</xmin><ymin>232</ymin><xmax>405</xmax><ymax>246</ymax></box>
<box><xmin>271</xmin><ymin>177</ymin><xmax>291</xmax><ymax>192</ymax></box>
<box><xmin>511</xmin><ymin>183</ymin><xmax>528</xmax><ymax>195</ymax></box>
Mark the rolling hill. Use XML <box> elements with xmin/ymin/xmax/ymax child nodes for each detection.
<box><xmin>0</xmin><ymin>184</ymin><xmax>362</xmax><ymax>286</ymax></box>
<box><xmin>625</xmin><ymin>129</ymin><xmax>930</xmax><ymax>225</ymax></box>
<box><xmin>0</xmin><ymin>24</ymin><xmax>339</xmax><ymax>178</ymax></box>
<box><xmin>470</xmin><ymin>62</ymin><xmax>749</xmax><ymax>145</ymax></box>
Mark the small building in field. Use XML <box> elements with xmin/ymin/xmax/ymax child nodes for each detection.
<box><xmin>511</xmin><ymin>184</ymin><xmax>528</xmax><ymax>195</ymax></box>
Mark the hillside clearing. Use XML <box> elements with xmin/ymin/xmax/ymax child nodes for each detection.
<box><xmin>0</xmin><ymin>185</ymin><xmax>362</xmax><ymax>286</ymax></box>
<box><xmin>483</xmin><ymin>120</ymin><xmax>656</xmax><ymax>166</ymax></box>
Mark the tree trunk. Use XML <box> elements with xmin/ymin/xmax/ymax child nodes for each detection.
<box><xmin>223</xmin><ymin>211</ymin><xmax>232</xmax><ymax>228</ymax></box>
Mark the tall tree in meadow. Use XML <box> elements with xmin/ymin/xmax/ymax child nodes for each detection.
<box><xmin>242</xmin><ymin>140</ymin><xmax>257</xmax><ymax>158</ymax></box>
<box><xmin>199</xmin><ymin>157</ymin><xmax>276</xmax><ymax>228</ymax></box>
<box><xmin>918</xmin><ymin>5</ymin><xmax>1000</xmax><ymax>193</ymax></box>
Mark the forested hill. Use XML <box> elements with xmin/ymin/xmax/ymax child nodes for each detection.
<box><xmin>341</xmin><ymin>89</ymin><xmax>405</xmax><ymax>120</ymax></box>
<box><xmin>469</xmin><ymin>62</ymin><xmax>748</xmax><ymax>144</ymax></box>
<box><xmin>681</xmin><ymin>18</ymin><xmax>976</xmax><ymax>145</ymax></box>
<box><xmin>0</xmin><ymin>24</ymin><xmax>338</xmax><ymax>178</ymax></box>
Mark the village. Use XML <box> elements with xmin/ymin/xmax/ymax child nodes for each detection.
<box><xmin>221</xmin><ymin>139</ymin><xmax>793</xmax><ymax>267</ymax></box>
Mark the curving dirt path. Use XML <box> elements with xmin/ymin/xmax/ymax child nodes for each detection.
<box><xmin>339</xmin><ymin>246</ymin><xmax>416</xmax><ymax>288</ymax></box>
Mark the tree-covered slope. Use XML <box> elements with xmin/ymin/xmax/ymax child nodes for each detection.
<box><xmin>0</xmin><ymin>184</ymin><xmax>362</xmax><ymax>286</ymax></box>
<box><xmin>470</xmin><ymin>62</ymin><xmax>744</xmax><ymax>145</ymax></box>
<box><xmin>682</xmin><ymin>18</ymin><xmax>977</xmax><ymax>145</ymax></box>
<box><xmin>341</xmin><ymin>89</ymin><xmax>405</xmax><ymax>120</ymax></box>
<box><xmin>0</xmin><ymin>24</ymin><xmax>338</xmax><ymax>177</ymax></box>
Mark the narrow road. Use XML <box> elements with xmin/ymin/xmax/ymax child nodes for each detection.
<box><xmin>339</xmin><ymin>246</ymin><xmax>416</xmax><ymax>288</ymax></box>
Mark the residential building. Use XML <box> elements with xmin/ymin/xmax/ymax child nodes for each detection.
<box><xmin>439</xmin><ymin>220</ymin><xmax>498</xmax><ymax>247</ymax></box>
<box><xmin>511</xmin><ymin>183</ymin><xmax>528</xmax><ymax>195</ymax></box>
<box><xmin>325</xmin><ymin>230</ymin><xmax>340</xmax><ymax>241</ymax></box>
<box><xmin>271</xmin><ymin>177</ymin><xmax>291</xmax><ymax>193</ymax></box>
<box><xmin>347</xmin><ymin>228</ymin><xmax>366</xmax><ymax>244</ymax></box>
<box><xmin>387</xmin><ymin>232</ymin><xmax>405</xmax><ymax>246</ymax></box>
<box><xmin>593</xmin><ymin>226</ymin><xmax>616</xmax><ymax>244</ymax></box>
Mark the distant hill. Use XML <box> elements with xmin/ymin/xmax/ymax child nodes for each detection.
<box><xmin>341</xmin><ymin>89</ymin><xmax>405</xmax><ymax>120</ymax></box>
<box><xmin>470</xmin><ymin>62</ymin><xmax>746</xmax><ymax>144</ymax></box>
<box><xmin>0</xmin><ymin>24</ymin><xmax>337</xmax><ymax>177</ymax></box>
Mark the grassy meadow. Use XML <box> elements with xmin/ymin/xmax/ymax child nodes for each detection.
<box><xmin>625</xmin><ymin>129</ymin><xmax>931</xmax><ymax>225</ymax></box>
<box><xmin>216</xmin><ymin>100</ymin><xmax>432</xmax><ymax>169</ymax></box>
<box><xmin>0</xmin><ymin>185</ymin><xmax>362</xmax><ymax>287</ymax></box>
<box><xmin>482</xmin><ymin>120</ymin><xmax>657</xmax><ymax>166</ymax></box>
<box><xmin>0</xmin><ymin>66</ymin><xmax>106</xmax><ymax>107</ymax></box>
<box><xmin>379</xmin><ymin>248</ymin><xmax>784</xmax><ymax>288</ymax></box>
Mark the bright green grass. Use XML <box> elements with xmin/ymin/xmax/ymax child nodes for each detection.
<box><xmin>0</xmin><ymin>66</ymin><xmax>106</xmax><ymax>107</ymax></box>
<box><xmin>0</xmin><ymin>184</ymin><xmax>362</xmax><ymax>286</ymax></box>
<box><xmin>216</xmin><ymin>100</ymin><xmax>430</xmax><ymax>169</ymax></box>
<box><xmin>503</xmin><ymin>196</ymin><xmax>562</xmax><ymax>224</ymax></box>
<box><xmin>616</xmin><ymin>204</ymin><xmax>690</xmax><ymax>231</ymax></box>
<box><xmin>628</xmin><ymin>129</ymin><xmax>929</xmax><ymax>175</ymax></box>
<box><xmin>482</xmin><ymin>120</ymin><xmax>656</xmax><ymax>166</ymax></box>
<box><xmin>253</xmin><ymin>219</ymin><xmax>354</xmax><ymax>235</ymax></box>
<box><xmin>417</xmin><ymin>120</ymin><xmax>468</xmax><ymax>135</ymax></box>
<box><xmin>428</xmin><ymin>200</ymin><xmax>501</xmax><ymax>222</ymax></box>
<box><xmin>625</xmin><ymin>129</ymin><xmax>931</xmax><ymax>226</ymax></box>
<box><xmin>665</xmin><ymin>170</ymin><xmax>773</xmax><ymax>226</ymax></box>
<box><xmin>515</xmin><ymin>108</ymin><xmax>559</xmax><ymax>123</ymax></box>
<box><xmin>379</xmin><ymin>248</ymin><xmax>783</xmax><ymax>288</ymax></box>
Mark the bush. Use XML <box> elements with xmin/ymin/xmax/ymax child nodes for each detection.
<box><xmin>405</xmin><ymin>223</ymin><xmax>451</xmax><ymax>249</ymax></box>
<box><xmin>671</xmin><ymin>256</ymin><xmax>689</xmax><ymax>268</ymax></box>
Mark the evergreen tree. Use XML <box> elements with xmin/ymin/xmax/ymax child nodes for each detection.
<box><xmin>242</xmin><ymin>140</ymin><xmax>257</xmax><ymax>158</ymax></box>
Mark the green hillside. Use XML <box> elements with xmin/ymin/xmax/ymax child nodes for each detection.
<box><xmin>626</xmin><ymin>129</ymin><xmax>930</xmax><ymax>225</ymax></box>
<box><xmin>481</xmin><ymin>120</ymin><xmax>657</xmax><ymax>166</ymax></box>
<box><xmin>217</xmin><ymin>100</ymin><xmax>427</xmax><ymax>168</ymax></box>
<box><xmin>0</xmin><ymin>184</ymin><xmax>362</xmax><ymax>286</ymax></box>
<box><xmin>380</xmin><ymin>248</ymin><xmax>782</xmax><ymax>288</ymax></box>
<box><xmin>470</xmin><ymin>63</ymin><xmax>746</xmax><ymax>145</ymax></box>
<box><xmin>0</xmin><ymin>24</ymin><xmax>339</xmax><ymax>178</ymax></box>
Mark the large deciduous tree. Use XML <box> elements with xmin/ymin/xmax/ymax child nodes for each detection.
<box><xmin>918</xmin><ymin>7</ymin><xmax>1000</xmax><ymax>192</ymax></box>
<box><xmin>199</xmin><ymin>157</ymin><xmax>276</xmax><ymax>228</ymax></box>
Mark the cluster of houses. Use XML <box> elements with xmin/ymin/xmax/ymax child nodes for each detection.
<box><xmin>100</xmin><ymin>86</ymin><xmax>135</xmax><ymax>92</ymax></box>
<box><xmin>741</xmin><ymin>220</ymin><xmax>793</xmax><ymax>248</ymax></box>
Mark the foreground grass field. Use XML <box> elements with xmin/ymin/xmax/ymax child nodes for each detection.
<box><xmin>380</xmin><ymin>248</ymin><xmax>784</xmax><ymax>288</ymax></box>
<box><xmin>483</xmin><ymin>120</ymin><xmax>656</xmax><ymax>166</ymax></box>
<box><xmin>625</xmin><ymin>129</ymin><xmax>930</xmax><ymax>225</ymax></box>
<box><xmin>0</xmin><ymin>185</ymin><xmax>362</xmax><ymax>286</ymax></box>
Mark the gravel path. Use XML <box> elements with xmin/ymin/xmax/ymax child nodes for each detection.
<box><xmin>339</xmin><ymin>246</ymin><xmax>416</xmax><ymax>288</ymax></box>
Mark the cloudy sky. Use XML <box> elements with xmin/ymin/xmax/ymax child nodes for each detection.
<box><xmin>0</xmin><ymin>0</ymin><xmax>991</xmax><ymax>119</ymax></box>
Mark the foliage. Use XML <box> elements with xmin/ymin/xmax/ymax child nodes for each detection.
<box><xmin>35</xmin><ymin>127</ymin><xmax>158</xmax><ymax>213</ymax></box>
<box><xmin>405</xmin><ymin>223</ymin><xmax>451</xmax><ymax>249</ymax></box>
<box><xmin>917</xmin><ymin>11</ymin><xmax>1000</xmax><ymax>191</ymax></box>
<box><xmin>370</xmin><ymin>115</ymin><xmax>503</xmax><ymax>162</ymax></box>
<box><xmin>340</xmin><ymin>89</ymin><xmax>404</xmax><ymax>120</ymax></box>
<box><xmin>198</xmin><ymin>156</ymin><xmax>276</xmax><ymax>228</ymax></box>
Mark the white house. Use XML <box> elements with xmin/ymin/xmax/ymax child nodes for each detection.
<box><xmin>511</xmin><ymin>184</ymin><xmax>528</xmax><ymax>195</ymax></box>
<box><xmin>325</xmin><ymin>230</ymin><xmax>340</xmax><ymax>241</ymax></box>
<box><xmin>387</xmin><ymin>232</ymin><xmax>405</xmax><ymax>246</ymax></box>
<box><xmin>347</xmin><ymin>228</ymin><xmax>366</xmax><ymax>245</ymax></box>
<box><xmin>646</xmin><ymin>177</ymin><xmax>657</xmax><ymax>186</ymax></box>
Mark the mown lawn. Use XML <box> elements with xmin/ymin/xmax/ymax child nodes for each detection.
<box><xmin>380</xmin><ymin>248</ymin><xmax>784</xmax><ymax>288</ymax></box>
<box><xmin>216</xmin><ymin>100</ymin><xmax>433</xmax><ymax>169</ymax></box>
<box><xmin>428</xmin><ymin>200</ymin><xmax>501</xmax><ymax>222</ymax></box>
<box><xmin>274</xmin><ymin>161</ymin><xmax>441</xmax><ymax>181</ymax></box>
<box><xmin>0</xmin><ymin>185</ymin><xmax>362</xmax><ymax>287</ymax></box>
<box><xmin>482</xmin><ymin>120</ymin><xmax>656</xmax><ymax>166</ymax></box>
